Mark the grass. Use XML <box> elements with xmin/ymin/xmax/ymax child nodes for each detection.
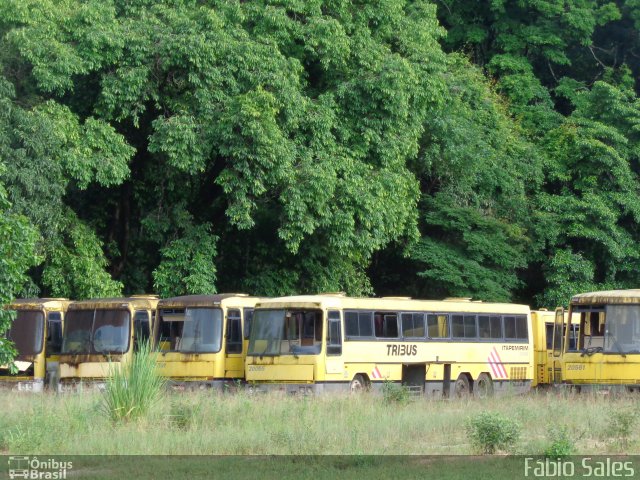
<box><xmin>101</xmin><ymin>341</ymin><xmax>165</xmax><ymax>422</ymax></box>
<box><xmin>1</xmin><ymin>389</ymin><xmax>640</xmax><ymax>456</ymax></box>
<box><xmin>2</xmin><ymin>455</ymin><xmax>544</xmax><ymax>480</ymax></box>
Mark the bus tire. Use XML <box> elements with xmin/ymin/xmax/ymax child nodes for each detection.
<box><xmin>474</xmin><ymin>373</ymin><xmax>493</xmax><ymax>398</ymax></box>
<box><xmin>350</xmin><ymin>374</ymin><xmax>368</xmax><ymax>393</ymax></box>
<box><xmin>454</xmin><ymin>374</ymin><xmax>471</xmax><ymax>397</ymax></box>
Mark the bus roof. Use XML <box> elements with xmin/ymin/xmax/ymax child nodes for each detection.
<box><xmin>571</xmin><ymin>289</ymin><xmax>640</xmax><ymax>305</ymax></box>
<box><xmin>157</xmin><ymin>294</ymin><xmax>260</xmax><ymax>309</ymax></box>
<box><xmin>6</xmin><ymin>298</ymin><xmax>71</xmax><ymax>310</ymax></box>
<box><xmin>255</xmin><ymin>295</ymin><xmax>530</xmax><ymax>314</ymax></box>
<box><xmin>68</xmin><ymin>296</ymin><xmax>159</xmax><ymax>311</ymax></box>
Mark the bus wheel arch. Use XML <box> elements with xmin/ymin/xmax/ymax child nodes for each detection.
<box><xmin>474</xmin><ymin>373</ymin><xmax>494</xmax><ymax>398</ymax></box>
<box><xmin>350</xmin><ymin>373</ymin><xmax>370</xmax><ymax>392</ymax></box>
<box><xmin>454</xmin><ymin>373</ymin><xmax>472</xmax><ymax>397</ymax></box>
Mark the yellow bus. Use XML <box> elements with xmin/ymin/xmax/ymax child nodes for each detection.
<box><xmin>531</xmin><ymin>309</ymin><xmax>579</xmax><ymax>387</ymax></box>
<box><xmin>246</xmin><ymin>295</ymin><xmax>533</xmax><ymax>396</ymax></box>
<box><xmin>1</xmin><ymin>298</ymin><xmax>69</xmax><ymax>392</ymax></box>
<box><xmin>154</xmin><ymin>294</ymin><xmax>261</xmax><ymax>390</ymax></box>
<box><xmin>58</xmin><ymin>295</ymin><xmax>158</xmax><ymax>391</ymax></box>
<box><xmin>554</xmin><ymin>289</ymin><xmax>640</xmax><ymax>392</ymax></box>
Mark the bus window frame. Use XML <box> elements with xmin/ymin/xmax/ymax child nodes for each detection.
<box><xmin>226</xmin><ymin>308</ymin><xmax>243</xmax><ymax>354</ymax></box>
<box><xmin>46</xmin><ymin>311</ymin><xmax>63</xmax><ymax>355</ymax></box>
<box><xmin>133</xmin><ymin>309</ymin><xmax>151</xmax><ymax>351</ymax></box>
<box><xmin>343</xmin><ymin>309</ymin><xmax>529</xmax><ymax>343</ymax></box>
<box><xmin>401</xmin><ymin>312</ymin><xmax>426</xmax><ymax>340</ymax></box>
<box><xmin>326</xmin><ymin>310</ymin><xmax>342</xmax><ymax>356</ymax></box>
<box><xmin>243</xmin><ymin>308</ymin><xmax>254</xmax><ymax>340</ymax></box>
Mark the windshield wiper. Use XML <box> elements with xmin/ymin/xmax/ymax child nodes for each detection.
<box><xmin>581</xmin><ymin>346</ymin><xmax>603</xmax><ymax>356</ymax></box>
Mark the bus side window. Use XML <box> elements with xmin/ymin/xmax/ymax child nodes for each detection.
<box><xmin>374</xmin><ymin>314</ymin><xmax>383</xmax><ymax>337</ymax></box>
<box><xmin>47</xmin><ymin>312</ymin><xmax>63</xmax><ymax>354</ymax></box>
<box><xmin>345</xmin><ymin>311</ymin><xmax>373</xmax><ymax>338</ymax></box>
<box><xmin>490</xmin><ymin>316</ymin><xmax>502</xmax><ymax>339</ymax></box>
<box><xmin>401</xmin><ymin>313</ymin><xmax>425</xmax><ymax>338</ymax></box>
<box><xmin>503</xmin><ymin>315</ymin><xmax>527</xmax><ymax>341</ymax></box>
<box><xmin>545</xmin><ymin>323</ymin><xmax>554</xmax><ymax>350</ymax></box>
<box><xmin>327</xmin><ymin>311</ymin><xmax>342</xmax><ymax>355</ymax></box>
<box><xmin>227</xmin><ymin>309</ymin><xmax>242</xmax><ymax>353</ymax></box>
<box><xmin>243</xmin><ymin>308</ymin><xmax>254</xmax><ymax>340</ymax></box>
<box><xmin>133</xmin><ymin>310</ymin><xmax>150</xmax><ymax>351</ymax></box>
<box><xmin>452</xmin><ymin>315</ymin><xmax>464</xmax><ymax>338</ymax></box>
<box><xmin>515</xmin><ymin>315</ymin><xmax>528</xmax><ymax>340</ymax></box>
<box><xmin>427</xmin><ymin>314</ymin><xmax>449</xmax><ymax>338</ymax></box>
<box><xmin>452</xmin><ymin>315</ymin><xmax>477</xmax><ymax>339</ymax></box>
<box><xmin>478</xmin><ymin>315</ymin><xmax>503</xmax><ymax>340</ymax></box>
<box><xmin>568</xmin><ymin>324</ymin><xmax>579</xmax><ymax>351</ymax></box>
<box><xmin>374</xmin><ymin>312</ymin><xmax>398</xmax><ymax>338</ymax></box>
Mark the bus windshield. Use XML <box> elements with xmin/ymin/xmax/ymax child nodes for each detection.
<box><xmin>62</xmin><ymin>309</ymin><xmax>130</xmax><ymax>354</ymax></box>
<box><xmin>604</xmin><ymin>305</ymin><xmax>640</xmax><ymax>354</ymax></box>
<box><xmin>248</xmin><ymin>309</ymin><xmax>322</xmax><ymax>356</ymax></box>
<box><xmin>157</xmin><ymin>308</ymin><xmax>222</xmax><ymax>353</ymax></box>
<box><xmin>5</xmin><ymin>310</ymin><xmax>45</xmax><ymax>356</ymax></box>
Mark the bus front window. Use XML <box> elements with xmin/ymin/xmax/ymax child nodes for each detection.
<box><xmin>180</xmin><ymin>308</ymin><xmax>222</xmax><ymax>353</ymax></box>
<box><xmin>6</xmin><ymin>310</ymin><xmax>45</xmax><ymax>357</ymax></box>
<box><xmin>157</xmin><ymin>308</ymin><xmax>222</xmax><ymax>353</ymax></box>
<box><xmin>93</xmin><ymin>310</ymin><xmax>130</xmax><ymax>354</ymax></box>
<box><xmin>248</xmin><ymin>310</ymin><xmax>285</xmax><ymax>356</ymax></box>
<box><xmin>62</xmin><ymin>310</ymin><xmax>94</xmax><ymax>354</ymax></box>
<box><xmin>604</xmin><ymin>305</ymin><xmax>640</xmax><ymax>354</ymax></box>
<box><xmin>248</xmin><ymin>309</ymin><xmax>322</xmax><ymax>356</ymax></box>
<box><xmin>63</xmin><ymin>309</ymin><xmax>131</xmax><ymax>354</ymax></box>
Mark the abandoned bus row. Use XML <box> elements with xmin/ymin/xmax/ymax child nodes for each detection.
<box><xmin>1</xmin><ymin>290</ymin><xmax>638</xmax><ymax>395</ymax></box>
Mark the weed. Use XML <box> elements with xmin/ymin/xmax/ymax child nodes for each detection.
<box><xmin>544</xmin><ymin>425</ymin><xmax>574</xmax><ymax>458</ymax></box>
<box><xmin>467</xmin><ymin>411</ymin><xmax>520</xmax><ymax>454</ymax></box>
<box><xmin>382</xmin><ymin>380</ymin><xmax>410</xmax><ymax>404</ymax></box>
<box><xmin>608</xmin><ymin>408</ymin><xmax>637</xmax><ymax>447</ymax></box>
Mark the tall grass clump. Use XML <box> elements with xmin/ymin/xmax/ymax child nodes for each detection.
<box><xmin>381</xmin><ymin>380</ymin><xmax>410</xmax><ymax>404</ymax></box>
<box><xmin>101</xmin><ymin>340</ymin><xmax>165</xmax><ymax>422</ymax></box>
<box><xmin>608</xmin><ymin>408</ymin><xmax>637</xmax><ymax>447</ymax></box>
<box><xmin>467</xmin><ymin>411</ymin><xmax>520</xmax><ymax>454</ymax></box>
<box><xmin>544</xmin><ymin>425</ymin><xmax>575</xmax><ymax>458</ymax></box>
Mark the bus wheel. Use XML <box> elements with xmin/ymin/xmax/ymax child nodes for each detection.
<box><xmin>454</xmin><ymin>375</ymin><xmax>470</xmax><ymax>397</ymax></box>
<box><xmin>350</xmin><ymin>374</ymin><xmax>367</xmax><ymax>393</ymax></box>
<box><xmin>474</xmin><ymin>373</ymin><xmax>493</xmax><ymax>398</ymax></box>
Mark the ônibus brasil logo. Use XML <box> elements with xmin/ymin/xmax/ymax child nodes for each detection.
<box><xmin>8</xmin><ymin>456</ymin><xmax>72</xmax><ymax>479</ymax></box>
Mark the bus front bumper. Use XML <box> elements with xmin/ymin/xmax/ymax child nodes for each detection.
<box><xmin>165</xmin><ymin>379</ymin><xmax>241</xmax><ymax>392</ymax></box>
<box><xmin>57</xmin><ymin>379</ymin><xmax>107</xmax><ymax>393</ymax></box>
<box><xmin>0</xmin><ymin>378</ymin><xmax>44</xmax><ymax>393</ymax></box>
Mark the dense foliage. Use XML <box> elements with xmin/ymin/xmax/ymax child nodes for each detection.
<box><xmin>1</xmin><ymin>0</ymin><xmax>639</xmax><ymax>347</ymax></box>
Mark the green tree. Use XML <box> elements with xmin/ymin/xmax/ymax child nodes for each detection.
<box><xmin>400</xmin><ymin>57</ymin><xmax>536</xmax><ymax>302</ymax></box>
<box><xmin>535</xmin><ymin>81</ymin><xmax>640</xmax><ymax>306</ymax></box>
<box><xmin>0</xmin><ymin>72</ymin><xmax>130</xmax><ymax>298</ymax></box>
<box><xmin>1</xmin><ymin>0</ymin><xmax>450</xmax><ymax>296</ymax></box>
<box><xmin>0</xmin><ymin>167</ymin><xmax>39</xmax><ymax>367</ymax></box>
<box><xmin>153</xmin><ymin>223</ymin><xmax>218</xmax><ymax>298</ymax></box>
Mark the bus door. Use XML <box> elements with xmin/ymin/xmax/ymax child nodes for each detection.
<box><xmin>325</xmin><ymin>310</ymin><xmax>344</xmax><ymax>375</ymax></box>
<box><xmin>46</xmin><ymin>311</ymin><xmax>63</xmax><ymax>356</ymax></box>
<box><xmin>133</xmin><ymin>310</ymin><xmax>152</xmax><ymax>351</ymax></box>
<box><xmin>552</xmin><ymin>307</ymin><xmax>565</xmax><ymax>383</ymax></box>
<box><xmin>45</xmin><ymin>310</ymin><xmax>64</xmax><ymax>388</ymax></box>
<box><xmin>224</xmin><ymin>309</ymin><xmax>244</xmax><ymax>378</ymax></box>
